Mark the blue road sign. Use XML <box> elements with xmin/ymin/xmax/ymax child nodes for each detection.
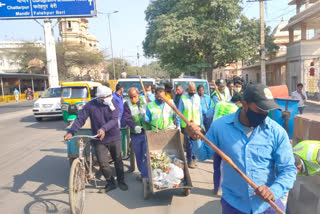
<box><xmin>0</xmin><ymin>0</ymin><xmax>97</xmax><ymax>20</ymax></box>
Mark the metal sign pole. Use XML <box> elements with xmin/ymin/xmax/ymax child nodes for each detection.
<box><xmin>44</xmin><ymin>19</ymin><xmax>59</xmax><ymax>87</ymax></box>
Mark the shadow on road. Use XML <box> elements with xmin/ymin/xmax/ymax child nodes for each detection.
<box><xmin>8</xmin><ymin>155</ymin><xmax>70</xmax><ymax>214</ymax></box>
<box><xmin>194</xmin><ymin>200</ymin><xmax>222</xmax><ymax>214</ymax></box>
<box><xmin>191</xmin><ymin>187</ymin><xmax>221</xmax><ymax>198</ymax></box>
<box><xmin>11</xmin><ymin>155</ymin><xmax>69</xmax><ymax>193</ymax></box>
<box><xmin>20</xmin><ymin>115</ymin><xmax>66</xmax><ymax>131</ymax></box>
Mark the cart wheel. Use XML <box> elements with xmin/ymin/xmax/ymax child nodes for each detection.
<box><xmin>184</xmin><ymin>188</ymin><xmax>191</xmax><ymax>196</ymax></box>
<box><xmin>143</xmin><ymin>179</ymin><xmax>150</xmax><ymax>200</ymax></box>
<box><xmin>69</xmin><ymin>159</ymin><xmax>86</xmax><ymax>214</ymax></box>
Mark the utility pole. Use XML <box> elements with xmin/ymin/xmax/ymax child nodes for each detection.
<box><xmin>259</xmin><ymin>0</ymin><xmax>266</xmax><ymax>85</ymax></box>
<box><xmin>247</xmin><ymin>0</ymin><xmax>269</xmax><ymax>85</ymax></box>
<box><xmin>99</xmin><ymin>11</ymin><xmax>119</xmax><ymax>80</ymax></box>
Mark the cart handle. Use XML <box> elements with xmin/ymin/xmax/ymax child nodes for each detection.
<box><xmin>66</xmin><ymin>135</ymin><xmax>99</xmax><ymax>140</ymax></box>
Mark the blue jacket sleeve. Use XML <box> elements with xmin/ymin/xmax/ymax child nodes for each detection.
<box><xmin>176</xmin><ymin>99</ymin><xmax>184</xmax><ymax>127</ymax></box>
<box><xmin>68</xmin><ymin>103</ymin><xmax>90</xmax><ymax>135</ymax></box>
<box><xmin>207</xmin><ymin>95</ymin><xmax>212</xmax><ymax>109</ymax></box>
<box><xmin>122</xmin><ymin>102</ymin><xmax>136</xmax><ymax>129</ymax></box>
<box><xmin>206</xmin><ymin>107</ymin><xmax>215</xmax><ymax>122</ymax></box>
<box><xmin>101</xmin><ymin>100</ymin><xmax>119</xmax><ymax>132</ymax></box>
<box><xmin>144</xmin><ymin>106</ymin><xmax>152</xmax><ymax>123</ymax></box>
<box><xmin>212</xmin><ymin>96</ymin><xmax>220</xmax><ymax>106</ymax></box>
<box><xmin>191</xmin><ymin>124</ymin><xmax>216</xmax><ymax>161</ymax></box>
<box><xmin>199</xmin><ymin>104</ymin><xmax>203</xmax><ymax>126</ymax></box>
<box><xmin>269</xmin><ymin>130</ymin><xmax>297</xmax><ymax>200</ymax></box>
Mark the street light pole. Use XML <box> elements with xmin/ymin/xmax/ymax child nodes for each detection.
<box><xmin>106</xmin><ymin>11</ymin><xmax>118</xmax><ymax>80</ymax></box>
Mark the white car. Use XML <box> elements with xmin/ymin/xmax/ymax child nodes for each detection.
<box><xmin>33</xmin><ymin>87</ymin><xmax>62</xmax><ymax>121</ymax></box>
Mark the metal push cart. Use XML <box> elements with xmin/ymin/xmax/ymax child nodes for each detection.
<box><xmin>143</xmin><ymin>129</ymin><xmax>193</xmax><ymax>199</ymax></box>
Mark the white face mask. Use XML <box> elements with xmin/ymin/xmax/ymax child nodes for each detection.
<box><xmin>234</xmin><ymin>87</ymin><xmax>242</xmax><ymax>93</ymax></box>
<box><xmin>103</xmin><ymin>96</ymin><xmax>115</xmax><ymax>111</ymax></box>
<box><xmin>146</xmin><ymin>91</ymin><xmax>152</xmax><ymax>95</ymax></box>
<box><xmin>103</xmin><ymin>97</ymin><xmax>112</xmax><ymax>105</ymax></box>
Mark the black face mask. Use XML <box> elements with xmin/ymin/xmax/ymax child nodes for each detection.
<box><xmin>188</xmin><ymin>92</ymin><xmax>195</xmax><ymax>97</ymax></box>
<box><xmin>246</xmin><ymin>108</ymin><xmax>268</xmax><ymax>127</ymax></box>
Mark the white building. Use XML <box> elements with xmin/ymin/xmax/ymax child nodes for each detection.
<box><xmin>0</xmin><ymin>41</ymin><xmax>44</xmax><ymax>73</ymax></box>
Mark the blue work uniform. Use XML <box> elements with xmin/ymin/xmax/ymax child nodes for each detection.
<box><xmin>191</xmin><ymin>108</ymin><xmax>297</xmax><ymax>214</ymax></box>
<box><xmin>199</xmin><ymin>94</ymin><xmax>211</xmax><ymax>131</ymax></box>
<box><xmin>140</xmin><ymin>92</ymin><xmax>155</xmax><ymax>102</ymax></box>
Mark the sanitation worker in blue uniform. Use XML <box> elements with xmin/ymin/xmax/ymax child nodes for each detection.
<box><xmin>185</xmin><ymin>84</ymin><xmax>297</xmax><ymax>214</ymax></box>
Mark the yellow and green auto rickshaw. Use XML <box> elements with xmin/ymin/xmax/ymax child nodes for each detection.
<box><xmin>61</xmin><ymin>81</ymin><xmax>102</xmax><ymax>123</ymax></box>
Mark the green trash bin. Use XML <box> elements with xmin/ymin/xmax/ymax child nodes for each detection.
<box><xmin>121</xmin><ymin>128</ymin><xmax>128</xmax><ymax>157</ymax></box>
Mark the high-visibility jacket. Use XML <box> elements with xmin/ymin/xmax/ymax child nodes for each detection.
<box><xmin>126</xmin><ymin>97</ymin><xmax>146</xmax><ymax>134</ymax></box>
<box><xmin>147</xmin><ymin>100</ymin><xmax>175</xmax><ymax>130</ymax></box>
<box><xmin>213</xmin><ymin>101</ymin><xmax>239</xmax><ymax>121</ymax></box>
<box><xmin>293</xmin><ymin>140</ymin><xmax>320</xmax><ymax>176</ymax></box>
<box><xmin>211</xmin><ymin>88</ymin><xmax>231</xmax><ymax>104</ymax></box>
<box><xmin>180</xmin><ymin>94</ymin><xmax>201</xmax><ymax>128</ymax></box>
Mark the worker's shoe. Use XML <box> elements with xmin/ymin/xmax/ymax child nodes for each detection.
<box><xmin>213</xmin><ymin>189</ymin><xmax>222</xmax><ymax>195</ymax></box>
<box><xmin>105</xmin><ymin>178</ymin><xmax>117</xmax><ymax>193</ymax></box>
<box><xmin>136</xmin><ymin>174</ymin><xmax>142</xmax><ymax>182</ymax></box>
<box><xmin>193</xmin><ymin>159</ymin><xmax>198</xmax><ymax>166</ymax></box>
<box><xmin>188</xmin><ymin>161</ymin><xmax>196</xmax><ymax>169</ymax></box>
<box><xmin>118</xmin><ymin>180</ymin><xmax>128</xmax><ymax>191</ymax></box>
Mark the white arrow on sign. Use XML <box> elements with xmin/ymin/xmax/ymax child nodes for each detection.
<box><xmin>88</xmin><ymin>0</ymin><xmax>92</xmax><ymax>6</ymax></box>
<box><xmin>0</xmin><ymin>2</ymin><xmax>6</xmax><ymax>7</ymax></box>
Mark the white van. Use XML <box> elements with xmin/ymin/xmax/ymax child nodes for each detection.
<box><xmin>33</xmin><ymin>87</ymin><xmax>62</xmax><ymax>121</ymax></box>
<box><xmin>117</xmin><ymin>77</ymin><xmax>156</xmax><ymax>99</ymax></box>
<box><xmin>171</xmin><ymin>78</ymin><xmax>210</xmax><ymax>96</ymax></box>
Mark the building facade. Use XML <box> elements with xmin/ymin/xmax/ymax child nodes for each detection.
<box><xmin>59</xmin><ymin>18</ymin><xmax>107</xmax><ymax>81</ymax></box>
<box><xmin>282</xmin><ymin>0</ymin><xmax>320</xmax><ymax>101</ymax></box>
<box><xmin>59</xmin><ymin>18</ymin><xmax>98</xmax><ymax>51</ymax></box>
<box><xmin>241</xmin><ymin>20</ymin><xmax>297</xmax><ymax>86</ymax></box>
<box><xmin>212</xmin><ymin>62</ymin><xmax>243</xmax><ymax>82</ymax></box>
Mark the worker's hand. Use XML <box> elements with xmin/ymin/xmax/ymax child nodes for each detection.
<box><xmin>254</xmin><ymin>185</ymin><xmax>275</xmax><ymax>202</ymax></box>
<box><xmin>97</xmin><ymin>129</ymin><xmax>105</xmax><ymax>140</ymax></box>
<box><xmin>134</xmin><ymin>126</ymin><xmax>142</xmax><ymax>134</ymax></box>
<box><xmin>64</xmin><ymin>133</ymin><xmax>72</xmax><ymax>141</ymax></box>
<box><xmin>185</xmin><ymin>120</ymin><xmax>201</xmax><ymax>140</ymax></box>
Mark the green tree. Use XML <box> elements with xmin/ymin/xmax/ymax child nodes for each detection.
<box><xmin>143</xmin><ymin>0</ymin><xmax>278</xmax><ymax>77</ymax></box>
<box><xmin>11</xmin><ymin>42</ymin><xmax>46</xmax><ymax>73</ymax></box>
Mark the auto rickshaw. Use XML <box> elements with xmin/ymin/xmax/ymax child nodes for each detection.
<box><xmin>61</xmin><ymin>81</ymin><xmax>102</xmax><ymax>123</ymax></box>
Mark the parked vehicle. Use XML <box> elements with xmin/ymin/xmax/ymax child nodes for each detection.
<box><xmin>61</xmin><ymin>81</ymin><xmax>102</xmax><ymax>123</ymax></box>
<box><xmin>171</xmin><ymin>78</ymin><xmax>210</xmax><ymax>96</ymax></box>
<box><xmin>33</xmin><ymin>87</ymin><xmax>62</xmax><ymax>121</ymax></box>
<box><xmin>117</xmin><ymin>77</ymin><xmax>156</xmax><ymax>100</ymax></box>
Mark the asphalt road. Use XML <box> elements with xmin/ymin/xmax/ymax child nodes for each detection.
<box><xmin>0</xmin><ymin>100</ymin><xmax>35</xmax><ymax>114</ymax></box>
<box><xmin>304</xmin><ymin>101</ymin><xmax>320</xmax><ymax>115</ymax></box>
<box><xmin>0</xmin><ymin>101</ymin><xmax>220</xmax><ymax>214</ymax></box>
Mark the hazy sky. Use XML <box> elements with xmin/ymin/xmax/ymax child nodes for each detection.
<box><xmin>0</xmin><ymin>0</ymin><xmax>297</xmax><ymax>65</ymax></box>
